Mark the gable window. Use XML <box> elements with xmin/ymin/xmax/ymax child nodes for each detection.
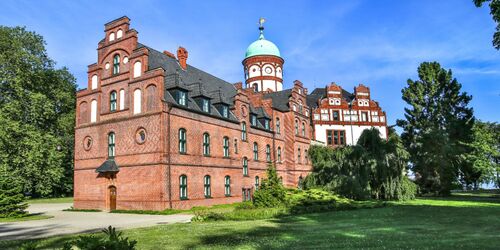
<box><xmin>91</xmin><ymin>100</ymin><xmax>97</xmax><ymax>123</ymax></box>
<box><xmin>179</xmin><ymin>128</ymin><xmax>187</xmax><ymax>154</ymax></box>
<box><xmin>204</xmin><ymin>175</ymin><xmax>211</xmax><ymax>198</ymax></box>
<box><xmin>179</xmin><ymin>175</ymin><xmax>187</xmax><ymax>199</ymax></box>
<box><xmin>251</xmin><ymin>114</ymin><xmax>257</xmax><ymax>126</ymax></box>
<box><xmin>221</xmin><ymin>105</ymin><xmax>229</xmax><ymax>118</ymax></box>
<box><xmin>302</xmin><ymin>122</ymin><xmax>306</xmax><ymax>136</ymax></box>
<box><xmin>110</xmin><ymin>91</ymin><xmax>117</xmax><ymax>112</ymax></box>
<box><xmin>276</xmin><ymin>118</ymin><xmax>281</xmax><ymax>134</ymax></box>
<box><xmin>243</xmin><ymin>157</ymin><xmax>248</xmax><ymax>176</ymax></box>
<box><xmin>327</xmin><ymin>130</ymin><xmax>346</xmax><ymax>146</ymax></box>
<box><xmin>133</xmin><ymin>89</ymin><xmax>141</xmax><ymax>114</ymax></box>
<box><xmin>333</xmin><ymin>110</ymin><xmax>340</xmax><ymax>121</ymax></box>
<box><xmin>297</xmin><ymin>148</ymin><xmax>301</xmax><ymax>163</ymax></box>
<box><xmin>203</xmin><ymin>133</ymin><xmax>210</xmax><ymax>156</ymax></box>
<box><xmin>202</xmin><ymin>98</ymin><xmax>210</xmax><ymax>113</ymax></box>
<box><xmin>277</xmin><ymin>147</ymin><xmax>282</xmax><ymax>162</ymax></box>
<box><xmin>224</xmin><ymin>176</ymin><xmax>231</xmax><ymax>196</ymax></box>
<box><xmin>255</xmin><ymin>176</ymin><xmax>260</xmax><ymax>190</ymax></box>
<box><xmin>241</xmin><ymin>122</ymin><xmax>247</xmax><ymax>141</ymax></box>
<box><xmin>266</xmin><ymin>144</ymin><xmax>271</xmax><ymax>162</ymax></box>
<box><xmin>113</xmin><ymin>55</ymin><xmax>120</xmax><ymax>75</ymax></box>
<box><xmin>108</xmin><ymin>132</ymin><xmax>115</xmax><ymax>158</ymax></box>
<box><xmin>223</xmin><ymin>136</ymin><xmax>230</xmax><ymax>158</ymax></box>
<box><xmin>177</xmin><ymin>91</ymin><xmax>187</xmax><ymax>106</ymax></box>
<box><xmin>133</xmin><ymin>61</ymin><xmax>142</xmax><ymax>78</ymax></box>
<box><xmin>253</xmin><ymin>142</ymin><xmax>258</xmax><ymax>160</ymax></box>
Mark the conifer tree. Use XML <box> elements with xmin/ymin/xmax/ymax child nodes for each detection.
<box><xmin>397</xmin><ymin>62</ymin><xmax>474</xmax><ymax>195</ymax></box>
<box><xmin>0</xmin><ymin>170</ymin><xmax>28</xmax><ymax>218</ymax></box>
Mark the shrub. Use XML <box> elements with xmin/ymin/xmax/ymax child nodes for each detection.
<box><xmin>63</xmin><ymin>226</ymin><xmax>137</xmax><ymax>250</ymax></box>
<box><xmin>253</xmin><ymin>164</ymin><xmax>286</xmax><ymax>207</ymax></box>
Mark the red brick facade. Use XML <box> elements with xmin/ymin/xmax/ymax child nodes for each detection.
<box><xmin>74</xmin><ymin>17</ymin><xmax>313</xmax><ymax>211</ymax></box>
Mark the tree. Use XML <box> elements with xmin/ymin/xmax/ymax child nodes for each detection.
<box><xmin>0</xmin><ymin>26</ymin><xmax>76</xmax><ymax>197</ymax></box>
<box><xmin>304</xmin><ymin>128</ymin><xmax>417</xmax><ymax>201</ymax></box>
<box><xmin>397</xmin><ymin>62</ymin><xmax>474</xmax><ymax>195</ymax></box>
<box><xmin>0</xmin><ymin>169</ymin><xmax>28</xmax><ymax>218</ymax></box>
<box><xmin>253</xmin><ymin>164</ymin><xmax>286</xmax><ymax>207</ymax></box>
<box><xmin>474</xmin><ymin>0</ymin><xmax>500</xmax><ymax>49</ymax></box>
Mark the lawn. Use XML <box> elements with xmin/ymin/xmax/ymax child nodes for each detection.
<box><xmin>27</xmin><ymin>197</ymin><xmax>73</xmax><ymax>204</ymax></box>
<box><xmin>1</xmin><ymin>193</ymin><xmax>499</xmax><ymax>249</ymax></box>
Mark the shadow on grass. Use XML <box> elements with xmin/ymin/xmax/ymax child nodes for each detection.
<box><xmin>183</xmin><ymin>202</ymin><xmax>500</xmax><ymax>249</ymax></box>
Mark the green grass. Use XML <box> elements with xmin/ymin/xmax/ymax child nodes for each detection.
<box><xmin>2</xmin><ymin>192</ymin><xmax>499</xmax><ymax>249</ymax></box>
<box><xmin>27</xmin><ymin>197</ymin><xmax>73</xmax><ymax>204</ymax></box>
<box><xmin>110</xmin><ymin>203</ymin><xmax>240</xmax><ymax>216</ymax></box>
<box><xmin>0</xmin><ymin>214</ymin><xmax>52</xmax><ymax>223</ymax></box>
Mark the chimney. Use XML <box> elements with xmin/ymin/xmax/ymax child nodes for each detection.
<box><xmin>163</xmin><ymin>50</ymin><xmax>175</xmax><ymax>59</ymax></box>
<box><xmin>233</xmin><ymin>82</ymin><xmax>243</xmax><ymax>90</ymax></box>
<box><xmin>177</xmin><ymin>47</ymin><xmax>188</xmax><ymax>70</ymax></box>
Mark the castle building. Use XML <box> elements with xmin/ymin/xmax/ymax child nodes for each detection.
<box><xmin>73</xmin><ymin>17</ymin><xmax>387</xmax><ymax>211</ymax></box>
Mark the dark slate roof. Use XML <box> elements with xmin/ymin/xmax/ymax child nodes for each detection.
<box><xmin>306</xmin><ymin>87</ymin><xmax>354</xmax><ymax>109</ymax></box>
<box><xmin>255</xmin><ymin>107</ymin><xmax>271</xmax><ymax>119</ymax></box>
<box><xmin>263</xmin><ymin>89</ymin><xmax>293</xmax><ymax>112</ymax></box>
<box><xmin>96</xmin><ymin>159</ymin><xmax>119</xmax><ymax>173</ymax></box>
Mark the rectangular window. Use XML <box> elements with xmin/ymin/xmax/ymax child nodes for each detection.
<box><xmin>204</xmin><ymin>176</ymin><xmax>211</xmax><ymax>198</ymax></box>
<box><xmin>251</xmin><ymin>115</ymin><xmax>257</xmax><ymax>126</ymax></box>
<box><xmin>327</xmin><ymin>130</ymin><xmax>346</xmax><ymax>146</ymax></box>
<box><xmin>223</xmin><ymin>137</ymin><xmax>229</xmax><ymax>158</ymax></box>
<box><xmin>202</xmin><ymin>99</ymin><xmax>210</xmax><ymax>113</ymax></box>
<box><xmin>264</xmin><ymin>119</ymin><xmax>270</xmax><ymax>130</ymax></box>
<box><xmin>222</xmin><ymin>105</ymin><xmax>229</xmax><ymax>118</ymax></box>
<box><xmin>243</xmin><ymin>158</ymin><xmax>248</xmax><ymax>176</ymax></box>
<box><xmin>361</xmin><ymin>111</ymin><xmax>368</xmax><ymax>122</ymax></box>
<box><xmin>179</xmin><ymin>129</ymin><xmax>187</xmax><ymax>154</ymax></box>
<box><xmin>180</xmin><ymin>175</ymin><xmax>187</xmax><ymax>199</ymax></box>
<box><xmin>224</xmin><ymin>176</ymin><xmax>231</xmax><ymax>196</ymax></box>
<box><xmin>177</xmin><ymin>91</ymin><xmax>187</xmax><ymax>106</ymax></box>
<box><xmin>253</xmin><ymin>143</ymin><xmax>259</xmax><ymax>160</ymax></box>
<box><xmin>332</xmin><ymin>110</ymin><xmax>339</xmax><ymax>121</ymax></box>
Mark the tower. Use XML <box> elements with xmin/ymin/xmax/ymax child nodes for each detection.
<box><xmin>242</xmin><ymin>18</ymin><xmax>284</xmax><ymax>92</ymax></box>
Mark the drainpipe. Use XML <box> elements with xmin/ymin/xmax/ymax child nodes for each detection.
<box><xmin>167</xmin><ymin>104</ymin><xmax>173</xmax><ymax>209</ymax></box>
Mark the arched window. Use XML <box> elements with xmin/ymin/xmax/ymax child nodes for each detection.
<box><xmin>241</xmin><ymin>122</ymin><xmax>247</xmax><ymax>141</ymax></box>
<box><xmin>295</xmin><ymin>120</ymin><xmax>299</xmax><ymax>135</ymax></box>
<box><xmin>277</xmin><ymin>147</ymin><xmax>282</xmax><ymax>162</ymax></box>
<box><xmin>91</xmin><ymin>75</ymin><xmax>98</xmax><ymax>90</ymax></box>
<box><xmin>224</xmin><ymin>176</ymin><xmax>231</xmax><ymax>196</ymax></box>
<box><xmin>133</xmin><ymin>61</ymin><xmax>142</xmax><ymax>78</ymax></box>
<box><xmin>255</xmin><ymin>176</ymin><xmax>260</xmax><ymax>190</ymax></box>
<box><xmin>252</xmin><ymin>83</ymin><xmax>259</xmax><ymax>92</ymax></box>
<box><xmin>253</xmin><ymin>142</ymin><xmax>258</xmax><ymax>160</ymax></box>
<box><xmin>79</xmin><ymin>102</ymin><xmax>88</xmax><ymax>124</ymax></box>
<box><xmin>243</xmin><ymin>157</ymin><xmax>248</xmax><ymax>176</ymax></box>
<box><xmin>204</xmin><ymin>175</ymin><xmax>211</xmax><ymax>198</ymax></box>
<box><xmin>108</xmin><ymin>132</ymin><xmax>115</xmax><ymax>158</ymax></box>
<box><xmin>90</xmin><ymin>100</ymin><xmax>97</xmax><ymax>123</ymax></box>
<box><xmin>110</xmin><ymin>91</ymin><xmax>117</xmax><ymax>112</ymax></box>
<box><xmin>297</xmin><ymin>148</ymin><xmax>301</xmax><ymax>163</ymax></box>
<box><xmin>234</xmin><ymin>139</ymin><xmax>238</xmax><ymax>154</ymax></box>
<box><xmin>266</xmin><ymin>144</ymin><xmax>271</xmax><ymax>162</ymax></box>
<box><xmin>133</xmin><ymin>89</ymin><xmax>141</xmax><ymax>114</ymax></box>
<box><xmin>305</xmin><ymin>149</ymin><xmax>309</xmax><ymax>164</ymax></box>
<box><xmin>113</xmin><ymin>54</ymin><xmax>120</xmax><ymax>75</ymax></box>
<box><xmin>179</xmin><ymin>129</ymin><xmax>187</xmax><ymax>154</ymax></box>
<box><xmin>119</xmin><ymin>89</ymin><xmax>125</xmax><ymax>110</ymax></box>
<box><xmin>299</xmin><ymin>100</ymin><xmax>303</xmax><ymax>113</ymax></box>
<box><xmin>223</xmin><ymin>136</ymin><xmax>229</xmax><ymax>157</ymax></box>
<box><xmin>116</xmin><ymin>29</ymin><xmax>123</xmax><ymax>39</ymax></box>
<box><xmin>203</xmin><ymin>133</ymin><xmax>210</xmax><ymax>156</ymax></box>
<box><xmin>302</xmin><ymin>122</ymin><xmax>306</xmax><ymax>136</ymax></box>
<box><xmin>146</xmin><ymin>85</ymin><xmax>156</xmax><ymax>111</ymax></box>
<box><xmin>179</xmin><ymin>175</ymin><xmax>187</xmax><ymax>199</ymax></box>
<box><xmin>109</xmin><ymin>32</ymin><xmax>115</xmax><ymax>41</ymax></box>
<box><xmin>276</xmin><ymin>118</ymin><xmax>280</xmax><ymax>134</ymax></box>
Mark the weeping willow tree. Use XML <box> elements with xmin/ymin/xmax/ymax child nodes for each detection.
<box><xmin>304</xmin><ymin>128</ymin><xmax>417</xmax><ymax>201</ymax></box>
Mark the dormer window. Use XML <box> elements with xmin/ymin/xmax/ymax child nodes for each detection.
<box><xmin>251</xmin><ymin>114</ymin><xmax>257</xmax><ymax>126</ymax></box>
<box><xmin>177</xmin><ymin>90</ymin><xmax>187</xmax><ymax>106</ymax></box>
<box><xmin>221</xmin><ymin>105</ymin><xmax>229</xmax><ymax>118</ymax></box>
<box><xmin>113</xmin><ymin>55</ymin><xmax>120</xmax><ymax>75</ymax></box>
<box><xmin>264</xmin><ymin>119</ymin><xmax>270</xmax><ymax>130</ymax></box>
<box><xmin>201</xmin><ymin>98</ymin><xmax>210</xmax><ymax>113</ymax></box>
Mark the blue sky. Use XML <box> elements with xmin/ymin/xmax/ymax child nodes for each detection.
<box><xmin>1</xmin><ymin>0</ymin><xmax>499</xmax><ymax>125</ymax></box>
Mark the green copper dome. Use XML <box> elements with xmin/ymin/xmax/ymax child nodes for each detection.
<box><xmin>245</xmin><ymin>31</ymin><xmax>281</xmax><ymax>59</ymax></box>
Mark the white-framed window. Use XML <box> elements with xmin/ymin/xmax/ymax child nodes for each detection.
<box><xmin>116</xmin><ymin>29</ymin><xmax>123</xmax><ymax>39</ymax></box>
<box><xmin>133</xmin><ymin>89</ymin><xmax>141</xmax><ymax>114</ymax></box>
<box><xmin>109</xmin><ymin>32</ymin><xmax>115</xmax><ymax>41</ymax></box>
<box><xmin>90</xmin><ymin>100</ymin><xmax>97</xmax><ymax>123</ymax></box>
<box><xmin>133</xmin><ymin>61</ymin><xmax>142</xmax><ymax>78</ymax></box>
<box><xmin>91</xmin><ymin>75</ymin><xmax>98</xmax><ymax>90</ymax></box>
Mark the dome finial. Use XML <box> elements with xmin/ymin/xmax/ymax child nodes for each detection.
<box><xmin>258</xmin><ymin>17</ymin><xmax>266</xmax><ymax>40</ymax></box>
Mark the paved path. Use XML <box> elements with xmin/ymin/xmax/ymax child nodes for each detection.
<box><xmin>0</xmin><ymin>203</ymin><xmax>193</xmax><ymax>240</ymax></box>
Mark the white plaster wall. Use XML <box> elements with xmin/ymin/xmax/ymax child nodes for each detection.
<box><xmin>262</xmin><ymin>64</ymin><xmax>274</xmax><ymax>76</ymax></box>
<box><xmin>314</xmin><ymin>124</ymin><xmax>387</xmax><ymax>145</ymax></box>
<box><xmin>262</xmin><ymin>80</ymin><xmax>276</xmax><ymax>91</ymax></box>
<box><xmin>248</xmin><ymin>65</ymin><xmax>260</xmax><ymax>78</ymax></box>
<box><xmin>276</xmin><ymin>67</ymin><xmax>282</xmax><ymax>78</ymax></box>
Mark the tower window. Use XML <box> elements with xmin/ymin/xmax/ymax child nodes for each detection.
<box><xmin>252</xmin><ymin>83</ymin><xmax>259</xmax><ymax>92</ymax></box>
